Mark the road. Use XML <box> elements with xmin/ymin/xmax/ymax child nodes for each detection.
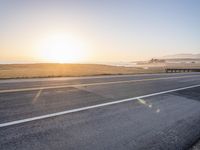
<box><xmin>0</xmin><ymin>73</ymin><xmax>200</xmax><ymax>150</ymax></box>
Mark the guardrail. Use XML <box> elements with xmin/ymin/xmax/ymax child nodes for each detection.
<box><xmin>165</xmin><ymin>68</ymin><xmax>200</xmax><ymax>73</ymax></box>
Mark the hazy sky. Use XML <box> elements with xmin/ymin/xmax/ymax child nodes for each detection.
<box><xmin>0</xmin><ymin>0</ymin><xmax>200</xmax><ymax>63</ymax></box>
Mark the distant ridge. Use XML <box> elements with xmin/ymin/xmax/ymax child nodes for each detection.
<box><xmin>161</xmin><ymin>53</ymin><xmax>200</xmax><ymax>59</ymax></box>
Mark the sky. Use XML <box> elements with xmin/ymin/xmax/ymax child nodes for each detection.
<box><xmin>0</xmin><ymin>0</ymin><xmax>200</xmax><ymax>63</ymax></box>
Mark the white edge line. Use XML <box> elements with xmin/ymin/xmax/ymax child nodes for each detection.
<box><xmin>0</xmin><ymin>74</ymin><xmax>199</xmax><ymax>94</ymax></box>
<box><xmin>0</xmin><ymin>72</ymin><xmax>196</xmax><ymax>84</ymax></box>
<box><xmin>0</xmin><ymin>84</ymin><xmax>200</xmax><ymax>128</ymax></box>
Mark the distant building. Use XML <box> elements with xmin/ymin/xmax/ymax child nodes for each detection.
<box><xmin>148</xmin><ymin>59</ymin><xmax>166</xmax><ymax>64</ymax></box>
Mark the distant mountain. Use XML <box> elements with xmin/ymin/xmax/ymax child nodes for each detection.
<box><xmin>161</xmin><ymin>53</ymin><xmax>200</xmax><ymax>59</ymax></box>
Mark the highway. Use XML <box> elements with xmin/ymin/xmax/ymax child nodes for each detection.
<box><xmin>0</xmin><ymin>72</ymin><xmax>200</xmax><ymax>150</ymax></box>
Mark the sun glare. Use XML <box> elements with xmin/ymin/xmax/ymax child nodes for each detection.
<box><xmin>38</xmin><ymin>34</ymin><xmax>87</xmax><ymax>63</ymax></box>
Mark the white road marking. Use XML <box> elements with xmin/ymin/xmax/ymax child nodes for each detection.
<box><xmin>0</xmin><ymin>72</ymin><xmax>196</xmax><ymax>84</ymax></box>
<box><xmin>0</xmin><ymin>84</ymin><xmax>200</xmax><ymax>128</ymax></box>
<box><xmin>0</xmin><ymin>74</ymin><xmax>199</xmax><ymax>94</ymax></box>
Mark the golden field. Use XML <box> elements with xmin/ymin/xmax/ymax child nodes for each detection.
<box><xmin>0</xmin><ymin>63</ymin><xmax>164</xmax><ymax>79</ymax></box>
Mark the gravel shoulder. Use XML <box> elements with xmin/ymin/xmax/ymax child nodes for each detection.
<box><xmin>191</xmin><ymin>140</ymin><xmax>200</xmax><ymax>150</ymax></box>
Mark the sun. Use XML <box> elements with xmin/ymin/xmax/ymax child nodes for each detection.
<box><xmin>38</xmin><ymin>34</ymin><xmax>87</xmax><ymax>63</ymax></box>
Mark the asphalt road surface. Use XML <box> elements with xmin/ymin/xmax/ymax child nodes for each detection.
<box><xmin>0</xmin><ymin>73</ymin><xmax>200</xmax><ymax>150</ymax></box>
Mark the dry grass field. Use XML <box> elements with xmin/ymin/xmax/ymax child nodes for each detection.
<box><xmin>0</xmin><ymin>63</ymin><xmax>165</xmax><ymax>79</ymax></box>
<box><xmin>0</xmin><ymin>63</ymin><xmax>199</xmax><ymax>79</ymax></box>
